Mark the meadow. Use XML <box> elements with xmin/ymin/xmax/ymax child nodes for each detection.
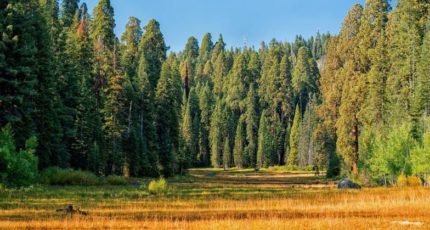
<box><xmin>0</xmin><ymin>169</ymin><xmax>429</xmax><ymax>229</ymax></box>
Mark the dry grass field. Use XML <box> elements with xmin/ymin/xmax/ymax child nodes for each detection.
<box><xmin>1</xmin><ymin>169</ymin><xmax>429</xmax><ymax>229</ymax></box>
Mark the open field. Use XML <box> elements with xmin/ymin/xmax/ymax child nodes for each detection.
<box><xmin>1</xmin><ymin>169</ymin><xmax>429</xmax><ymax>229</ymax></box>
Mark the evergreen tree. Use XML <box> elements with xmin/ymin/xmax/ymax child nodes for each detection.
<box><xmin>198</xmin><ymin>83</ymin><xmax>214</xmax><ymax>166</ymax></box>
<box><xmin>210</xmin><ymin>99</ymin><xmax>225</xmax><ymax>168</ymax></box>
<box><xmin>199</xmin><ymin>32</ymin><xmax>213</xmax><ymax>61</ymax></box>
<box><xmin>386</xmin><ymin>0</ymin><xmax>426</xmax><ymax>123</ymax></box>
<box><xmin>121</xmin><ymin>17</ymin><xmax>142</xmax><ymax>82</ymax></box>
<box><xmin>225</xmin><ymin>53</ymin><xmax>247</xmax><ymax>114</ymax></box>
<box><xmin>181</xmin><ymin>88</ymin><xmax>200</xmax><ymax>166</ymax></box>
<box><xmin>288</xmin><ymin>106</ymin><xmax>300</xmax><ymax>166</ymax></box>
<box><xmin>223</xmin><ymin>137</ymin><xmax>231</xmax><ymax>169</ymax></box>
<box><xmin>358</xmin><ymin>0</ymin><xmax>390</xmax><ymax>130</ymax></box>
<box><xmin>155</xmin><ymin>54</ymin><xmax>183</xmax><ymax>176</ymax></box>
<box><xmin>233</xmin><ymin>116</ymin><xmax>245</xmax><ymax>168</ymax></box>
<box><xmin>256</xmin><ymin>110</ymin><xmax>270</xmax><ymax>168</ymax></box>
<box><xmin>60</xmin><ymin>0</ymin><xmax>79</xmax><ymax>28</ymax></box>
<box><xmin>414</xmin><ymin>18</ymin><xmax>430</xmax><ymax>118</ymax></box>
<box><xmin>139</xmin><ymin>19</ymin><xmax>167</xmax><ymax>89</ymax></box>
<box><xmin>292</xmin><ymin>47</ymin><xmax>314</xmax><ymax>112</ymax></box>
<box><xmin>244</xmin><ymin>84</ymin><xmax>259</xmax><ymax>167</ymax></box>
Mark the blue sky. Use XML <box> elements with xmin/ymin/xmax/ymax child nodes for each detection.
<box><xmin>81</xmin><ymin>0</ymin><xmax>369</xmax><ymax>52</ymax></box>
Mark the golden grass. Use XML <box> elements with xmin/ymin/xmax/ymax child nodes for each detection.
<box><xmin>1</xmin><ymin>170</ymin><xmax>429</xmax><ymax>229</ymax></box>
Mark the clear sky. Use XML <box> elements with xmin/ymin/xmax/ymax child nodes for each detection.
<box><xmin>81</xmin><ymin>0</ymin><xmax>368</xmax><ymax>52</ymax></box>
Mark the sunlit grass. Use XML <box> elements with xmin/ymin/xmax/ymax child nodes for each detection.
<box><xmin>0</xmin><ymin>169</ymin><xmax>429</xmax><ymax>229</ymax></box>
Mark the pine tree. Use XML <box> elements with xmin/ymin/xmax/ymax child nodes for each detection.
<box><xmin>210</xmin><ymin>99</ymin><xmax>225</xmax><ymax>168</ymax></box>
<box><xmin>244</xmin><ymin>84</ymin><xmax>259</xmax><ymax>167</ymax></box>
<box><xmin>181</xmin><ymin>88</ymin><xmax>200</xmax><ymax>166</ymax></box>
<box><xmin>91</xmin><ymin>0</ymin><xmax>116</xmax><ymax>92</ymax></box>
<box><xmin>198</xmin><ymin>83</ymin><xmax>214</xmax><ymax>166</ymax></box>
<box><xmin>66</xmin><ymin>3</ymin><xmax>102</xmax><ymax>171</ymax></box>
<box><xmin>211</xmin><ymin>34</ymin><xmax>225</xmax><ymax>63</ymax></box>
<box><xmin>358</xmin><ymin>0</ymin><xmax>390</xmax><ymax>128</ymax></box>
<box><xmin>199</xmin><ymin>32</ymin><xmax>213</xmax><ymax>61</ymax></box>
<box><xmin>139</xmin><ymin>19</ymin><xmax>167</xmax><ymax>89</ymax></box>
<box><xmin>212</xmin><ymin>52</ymin><xmax>228</xmax><ymax>97</ymax></box>
<box><xmin>256</xmin><ymin>110</ymin><xmax>270</xmax><ymax>168</ymax></box>
<box><xmin>386</xmin><ymin>0</ymin><xmax>426</xmax><ymax>123</ymax></box>
<box><xmin>136</xmin><ymin>68</ymin><xmax>159</xmax><ymax>176</ymax></box>
<box><xmin>415</xmin><ymin>18</ymin><xmax>430</xmax><ymax>116</ymax></box>
<box><xmin>223</xmin><ymin>137</ymin><xmax>231</xmax><ymax>169</ymax></box>
<box><xmin>184</xmin><ymin>36</ymin><xmax>199</xmax><ymax>60</ymax></box>
<box><xmin>233</xmin><ymin>116</ymin><xmax>245</xmax><ymax>168</ymax></box>
<box><xmin>60</xmin><ymin>0</ymin><xmax>79</xmax><ymax>28</ymax></box>
<box><xmin>288</xmin><ymin>106</ymin><xmax>300</xmax><ymax>166</ymax></box>
<box><xmin>292</xmin><ymin>47</ymin><xmax>314</xmax><ymax>112</ymax></box>
<box><xmin>225</xmin><ymin>53</ymin><xmax>247</xmax><ymax>114</ymax></box>
<box><xmin>121</xmin><ymin>17</ymin><xmax>142</xmax><ymax>82</ymax></box>
<box><xmin>156</xmin><ymin>54</ymin><xmax>183</xmax><ymax>176</ymax></box>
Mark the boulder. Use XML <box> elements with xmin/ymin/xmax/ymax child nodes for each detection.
<box><xmin>337</xmin><ymin>178</ymin><xmax>361</xmax><ymax>189</ymax></box>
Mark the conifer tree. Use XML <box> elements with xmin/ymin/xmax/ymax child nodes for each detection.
<box><xmin>386</xmin><ymin>0</ymin><xmax>426</xmax><ymax>123</ymax></box>
<box><xmin>210</xmin><ymin>99</ymin><xmax>225</xmax><ymax>168</ymax></box>
<box><xmin>139</xmin><ymin>19</ymin><xmax>167</xmax><ymax>89</ymax></box>
<box><xmin>415</xmin><ymin>18</ymin><xmax>430</xmax><ymax>116</ymax></box>
<box><xmin>181</xmin><ymin>88</ymin><xmax>200</xmax><ymax>166</ymax></box>
<box><xmin>233</xmin><ymin>116</ymin><xmax>245</xmax><ymax>168</ymax></box>
<box><xmin>288</xmin><ymin>106</ymin><xmax>300</xmax><ymax>166</ymax></box>
<box><xmin>225</xmin><ymin>53</ymin><xmax>247</xmax><ymax>114</ymax></box>
<box><xmin>156</xmin><ymin>54</ymin><xmax>183</xmax><ymax>176</ymax></box>
<box><xmin>198</xmin><ymin>83</ymin><xmax>214</xmax><ymax>166</ymax></box>
<box><xmin>223</xmin><ymin>137</ymin><xmax>231</xmax><ymax>169</ymax></box>
<box><xmin>244</xmin><ymin>84</ymin><xmax>259</xmax><ymax>167</ymax></box>
<box><xmin>358</xmin><ymin>0</ymin><xmax>390</xmax><ymax>128</ymax></box>
<box><xmin>199</xmin><ymin>32</ymin><xmax>213</xmax><ymax>61</ymax></box>
<box><xmin>60</xmin><ymin>0</ymin><xmax>79</xmax><ymax>28</ymax></box>
<box><xmin>257</xmin><ymin>110</ymin><xmax>270</xmax><ymax>168</ymax></box>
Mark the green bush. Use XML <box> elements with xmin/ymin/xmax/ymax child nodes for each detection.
<box><xmin>148</xmin><ymin>178</ymin><xmax>168</xmax><ymax>195</ymax></box>
<box><xmin>0</xmin><ymin>124</ymin><xmax>38</xmax><ymax>187</ymax></box>
<box><xmin>105</xmin><ymin>175</ymin><xmax>128</xmax><ymax>185</ymax></box>
<box><xmin>40</xmin><ymin>167</ymin><xmax>99</xmax><ymax>186</ymax></box>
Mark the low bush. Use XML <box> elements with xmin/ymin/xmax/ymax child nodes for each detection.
<box><xmin>40</xmin><ymin>167</ymin><xmax>99</xmax><ymax>186</ymax></box>
<box><xmin>397</xmin><ymin>174</ymin><xmax>408</xmax><ymax>187</ymax></box>
<box><xmin>407</xmin><ymin>176</ymin><xmax>422</xmax><ymax>187</ymax></box>
<box><xmin>397</xmin><ymin>174</ymin><xmax>422</xmax><ymax>187</ymax></box>
<box><xmin>148</xmin><ymin>178</ymin><xmax>168</xmax><ymax>195</ymax></box>
<box><xmin>0</xmin><ymin>124</ymin><xmax>38</xmax><ymax>187</ymax></box>
<box><xmin>105</xmin><ymin>175</ymin><xmax>128</xmax><ymax>185</ymax></box>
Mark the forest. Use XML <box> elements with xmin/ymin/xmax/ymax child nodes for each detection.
<box><xmin>1</xmin><ymin>0</ymin><xmax>430</xmax><ymax>187</ymax></box>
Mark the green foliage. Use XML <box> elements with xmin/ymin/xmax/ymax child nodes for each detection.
<box><xmin>0</xmin><ymin>125</ymin><xmax>38</xmax><ymax>187</ymax></box>
<box><xmin>40</xmin><ymin>167</ymin><xmax>99</xmax><ymax>186</ymax></box>
<box><xmin>148</xmin><ymin>178</ymin><xmax>168</xmax><ymax>195</ymax></box>
<box><xmin>105</xmin><ymin>175</ymin><xmax>128</xmax><ymax>185</ymax></box>
<box><xmin>368</xmin><ymin>123</ymin><xmax>415</xmax><ymax>180</ymax></box>
<box><xmin>156</xmin><ymin>54</ymin><xmax>183</xmax><ymax>176</ymax></box>
<box><xmin>139</xmin><ymin>19</ymin><xmax>167</xmax><ymax>89</ymax></box>
<box><xmin>411</xmin><ymin>127</ymin><xmax>430</xmax><ymax>174</ymax></box>
<box><xmin>288</xmin><ymin>106</ymin><xmax>300</xmax><ymax>166</ymax></box>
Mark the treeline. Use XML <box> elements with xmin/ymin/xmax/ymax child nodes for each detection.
<box><xmin>319</xmin><ymin>0</ymin><xmax>430</xmax><ymax>183</ymax></box>
<box><xmin>1</xmin><ymin>0</ymin><xmax>430</xmax><ymax>183</ymax></box>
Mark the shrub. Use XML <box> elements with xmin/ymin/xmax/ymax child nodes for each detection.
<box><xmin>0</xmin><ymin>124</ymin><xmax>38</xmax><ymax>187</ymax></box>
<box><xmin>397</xmin><ymin>174</ymin><xmax>408</xmax><ymax>187</ymax></box>
<box><xmin>407</xmin><ymin>176</ymin><xmax>422</xmax><ymax>187</ymax></box>
<box><xmin>148</xmin><ymin>178</ymin><xmax>168</xmax><ymax>195</ymax></box>
<box><xmin>105</xmin><ymin>175</ymin><xmax>128</xmax><ymax>185</ymax></box>
<box><xmin>40</xmin><ymin>167</ymin><xmax>99</xmax><ymax>186</ymax></box>
<box><xmin>397</xmin><ymin>174</ymin><xmax>422</xmax><ymax>187</ymax></box>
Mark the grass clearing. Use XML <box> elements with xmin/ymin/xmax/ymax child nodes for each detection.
<box><xmin>0</xmin><ymin>169</ymin><xmax>429</xmax><ymax>229</ymax></box>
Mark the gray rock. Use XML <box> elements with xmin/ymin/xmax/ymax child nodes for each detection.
<box><xmin>337</xmin><ymin>178</ymin><xmax>361</xmax><ymax>189</ymax></box>
<box><xmin>207</xmin><ymin>172</ymin><xmax>216</xmax><ymax>177</ymax></box>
